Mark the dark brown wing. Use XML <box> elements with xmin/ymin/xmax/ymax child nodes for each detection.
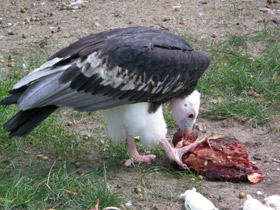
<box><xmin>55</xmin><ymin>26</ymin><xmax>210</xmax><ymax>111</ymax></box>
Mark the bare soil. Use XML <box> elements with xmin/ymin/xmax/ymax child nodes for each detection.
<box><xmin>1</xmin><ymin>0</ymin><xmax>280</xmax><ymax>210</ymax></box>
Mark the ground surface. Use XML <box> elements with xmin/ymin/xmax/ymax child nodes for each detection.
<box><xmin>0</xmin><ymin>0</ymin><xmax>280</xmax><ymax>210</ymax></box>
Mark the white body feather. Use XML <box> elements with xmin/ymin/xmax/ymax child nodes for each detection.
<box><xmin>101</xmin><ymin>103</ymin><xmax>167</xmax><ymax>148</ymax></box>
<box><xmin>264</xmin><ymin>195</ymin><xmax>280</xmax><ymax>210</ymax></box>
<box><xmin>179</xmin><ymin>188</ymin><xmax>219</xmax><ymax>210</ymax></box>
<box><xmin>243</xmin><ymin>195</ymin><xmax>273</xmax><ymax>210</ymax></box>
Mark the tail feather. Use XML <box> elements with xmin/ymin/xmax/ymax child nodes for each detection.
<box><xmin>0</xmin><ymin>87</ymin><xmax>28</xmax><ymax>105</ymax></box>
<box><xmin>4</xmin><ymin>105</ymin><xmax>58</xmax><ymax>138</ymax></box>
<box><xmin>0</xmin><ymin>94</ymin><xmax>20</xmax><ymax>105</ymax></box>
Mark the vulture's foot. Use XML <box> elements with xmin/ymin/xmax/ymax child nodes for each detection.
<box><xmin>124</xmin><ymin>154</ymin><xmax>156</xmax><ymax>166</ymax></box>
<box><xmin>160</xmin><ymin>137</ymin><xmax>207</xmax><ymax>169</ymax></box>
<box><xmin>126</xmin><ymin>133</ymin><xmax>156</xmax><ymax>165</ymax></box>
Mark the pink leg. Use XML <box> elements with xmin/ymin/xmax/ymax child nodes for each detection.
<box><xmin>92</xmin><ymin>198</ymin><xmax>99</xmax><ymax>210</ymax></box>
<box><xmin>160</xmin><ymin>137</ymin><xmax>207</xmax><ymax>170</ymax></box>
<box><xmin>126</xmin><ymin>131</ymin><xmax>156</xmax><ymax>164</ymax></box>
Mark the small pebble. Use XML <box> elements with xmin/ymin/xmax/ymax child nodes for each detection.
<box><xmin>20</xmin><ymin>8</ymin><xmax>26</xmax><ymax>13</ymax></box>
<box><xmin>57</xmin><ymin>156</ymin><xmax>62</xmax><ymax>161</ymax></box>
<box><xmin>125</xmin><ymin>201</ymin><xmax>132</xmax><ymax>207</ymax></box>
<box><xmin>37</xmin><ymin>154</ymin><xmax>44</xmax><ymax>159</ymax></box>
<box><xmin>239</xmin><ymin>192</ymin><xmax>246</xmax><ymax>199</ymax></box>
<box><xmin>0</xmin><ymin>60</ymin><xmax>5</xmax><ymax>64</ymax></box>
<box><xmin>134</xmin><ymin>187</ymin><xmax>142</xmax><ymax>193</ymax></box>
<box><xmin>256</xmin><ymin>191</ymin><xmax>264</xmax><ymax>196</ymax></box>
<box><xmin>8</xmin><ymin>62</ymin><xmax>15</xmax><ymax>67</ymax></box>
<box><xmin>8</xmin><ymin>31</ymin><xmax>15</xmax><ymax>35</ymax></box>
<box><xmin>22</xmin><ymin>34</ymin><xmax>27</xmax><ymax>38</ymax></box>
<box><xmin>81</xmin><ymin>3</ymin><xmax>87</xmax><ymax>7</ymax></box>
<box><xmin>77</xmin><ymin>169</ymin><xmax>83</xmax><ymax>175</ymax></box>
<box><xmin>198</xmin><ymin>175</ymin><xmax>204</xmax><ymax>180</ymax></box>
<box><xmin>163</xmin><ymin>17</ymin><xmax>170</xmax><ymax>21</ymax></box>
<box><xmin>124</xmin><ymin>159</ymin><xmax>132</xmax><ymax>166</ymax></box>
<box><xmin>253</xmin><ymin>154</ymin><xmax>262</xmax><ymax>160</ymax></box>
<box><xmin>174</xmin><ymin>8</ymin><xmax>180</xmax><ymax>11</ymax></box>
<box><xmin>43</xmin><ymin>156</ymin><xmax>48</xmax><ymax>161</ymax></box>
<box><xmin>82</xmin><ymin>132</ymin><xmax>90</xmax><ymax>140</ymax></box>
<box><xmin>66</xmin><ymin>121</ymin><xmax>73</xmax><ymax>126</ymax></box>
<box><xmin>196</xmin><ymin>122</ymin><xmax>207</xmax><ymax>132</ymax></box>
<box><xmin>75</xmin><ymin>162</ymin><xmax>81</xmax><ymax>168</ymax></box>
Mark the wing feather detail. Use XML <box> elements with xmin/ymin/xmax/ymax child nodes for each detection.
<box><xmin>7</xmin><ymin>26</ymin><xmax>210</xmax><ymax>113</ymax></box>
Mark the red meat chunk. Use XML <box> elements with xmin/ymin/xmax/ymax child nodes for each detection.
<box><xmin>172</xmin><ymin>130</ymin><xmax>264</xmax><ymax>184</ymax></box>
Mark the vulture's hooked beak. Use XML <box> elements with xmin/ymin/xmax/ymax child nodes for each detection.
<box><xmin>180</xmin><ymin>119</ymin><xmax>192</xmax><ymax>132</ymax></box>
<box><xmin>180</xmin><ymin>119</ymin><xmax>194</xmax><ymax>139</ymax></box>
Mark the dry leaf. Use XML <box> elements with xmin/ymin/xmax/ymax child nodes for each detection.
<box><xmin>248</xmin><ymin>90</ymin><xmax>261</xmax><ymax>98</ymax></box>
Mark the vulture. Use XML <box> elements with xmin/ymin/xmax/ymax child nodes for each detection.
<box><xmin>1</xmin><ymin>26</ymin><xmax>210</xmax><ymax>169</ymax></box>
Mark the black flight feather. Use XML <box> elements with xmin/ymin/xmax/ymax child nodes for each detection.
<box><xmin>58</xmin><ymin>64</ymin><xmax>81</xmax><ymax>84</ymax></box>
<box><xmin>4</xmin><ymin>105</ymin><xmax>58</xmax><ymax>138</ymax></box>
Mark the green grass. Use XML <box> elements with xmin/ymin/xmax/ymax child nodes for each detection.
<box><xmin>196</xmin><ymin>24</ymin><xmax>280</xmax><ymax>124</ymax></box>
<box><xmin>0</xmin><ymin>162</ymin><xmax>120</xmax><ymax>210</ymax></box>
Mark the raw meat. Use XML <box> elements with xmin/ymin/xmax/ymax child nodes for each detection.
<box><xmin>172</xmin><ymin>130</ymin><xmax>264</xmax><ymax>184</ymax></box>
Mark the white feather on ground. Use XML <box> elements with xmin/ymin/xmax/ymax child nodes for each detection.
<box><xmin>243</xmin><ymin>195</ymin><xmax>273</xmax><ymax>210</ymax></box>
<box><xmin>179</xmin><ymin>188</ymin><xmax>219</xmax><ymax>210</ymax></box>
<box><xmin>264</xmin><ymin>195</ymin><xmax>280</xmax><ymax>210</ymax></box>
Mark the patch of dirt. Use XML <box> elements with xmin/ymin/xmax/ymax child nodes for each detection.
<box><xmin>1</xmin><ymin>0</ymin><xmax>280</xmax><ymax>210</ymax></box>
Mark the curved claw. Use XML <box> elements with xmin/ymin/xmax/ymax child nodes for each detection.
<box><xmin>133</xmin><ymin>154</ymin><xmax>156</xmax><ymax>164</ymax></box>
<box><xmin>171</xmin><ymin>146</ymin><xmax>190</xmax><ymax>170</ymax></box>
<box><xmin>126</xmin><ymin>132</ymin><xmax>157</xmax><ymax>165</ymax></box>
<box><xmin>160</xmin><ymin>138</ymin><xmax>207</xmax><ymax>169</ymax></box>
<box><xmin>124</xmin><ymin>154</ymin><xmax>156</xmax><ymax>166</ymax></box>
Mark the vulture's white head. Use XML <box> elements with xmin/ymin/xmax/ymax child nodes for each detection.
<box><xmin>170</xmin><ymin>90</ymin><xmax>200</xmax><ymax>132</ymax></box>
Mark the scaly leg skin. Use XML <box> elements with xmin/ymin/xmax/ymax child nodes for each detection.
<box><xmin>125</xmin><ymin>131</ymin><xmax>156</xmax><ymax>165</ymax></box>
<box><xmin>160</xmin><ymin>137</ymin><xmax>207</xmax><ymax>170</ymax></box>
